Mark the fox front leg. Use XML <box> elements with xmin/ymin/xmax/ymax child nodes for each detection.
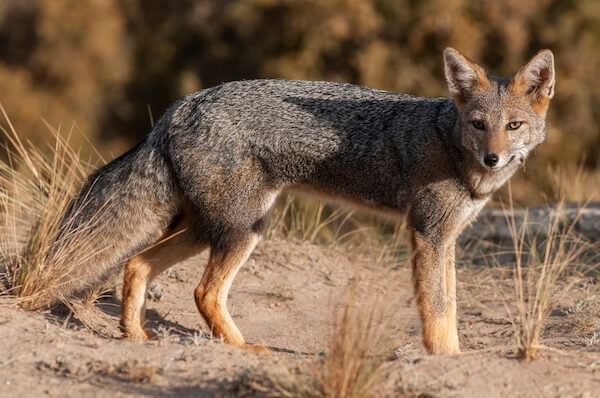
<box><xmin>410</xmin><ymin>229</ymin><xmax>460</xmax><ymax>354</ymax></box>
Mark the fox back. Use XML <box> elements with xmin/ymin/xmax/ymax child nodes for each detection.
<box><xmin>158</xmin><ymin>80</ymin><xmax>455</xmax><ymax>215</ymax></box>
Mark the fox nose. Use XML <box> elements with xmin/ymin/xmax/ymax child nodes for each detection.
<box><xmin>483</xmin><ymin>153</ymin><xmax>499</xmax><ymax>167</ymax></box>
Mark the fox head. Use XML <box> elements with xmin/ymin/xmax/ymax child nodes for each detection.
<box><xmin>443</xmin><ymin>47</ymin><xmax>555</xmax><ymax>170</ymax></box>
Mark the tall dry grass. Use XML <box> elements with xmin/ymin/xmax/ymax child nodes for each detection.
<box><xmin>272</xmin><ymin>277</ymin><xmax>393</xmax><ymax>398</ymax></box>
<box><xmin>267</xmin><ymin>195</ymin><xmax>362</xmax><ymax>246</ymax></box>
<box><xmin>0</xmin><ymin>106</ymin><xmax>108</xmax><ymax>309</ymax></box>
<box><xmin>502</xmin><ymin>187</ymin><xmax>590</xmax><ymax>359</ymax></box>
<box><xmin>546</xmin><ymin>162</ymin><xmax>600</xmax><ymax>203</ymax></box>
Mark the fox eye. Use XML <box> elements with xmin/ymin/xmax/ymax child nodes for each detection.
<box><xmin>507</xmin><ymin>121</ymin><xmax>522</xmax><ymax>130</ymax></box>
<box><xmin>471</xmin><ymin>120</ymin><xmax>485</xmax><ymax>130</ymax></box>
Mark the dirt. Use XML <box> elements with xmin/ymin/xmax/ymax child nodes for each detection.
<box><xmin>1</xmin><ymin>238</ymin><xmax>599</xmax><ymax>397</ymax></box>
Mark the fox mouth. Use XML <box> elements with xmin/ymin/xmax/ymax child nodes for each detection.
<box><xmin>480</xmin><ymin>154</ymin><xmax>521</xmax><ymax>171</ymax></box>
<box><xmin>510</xmin><ymin>153</ymin><xmax>528</xmax><ymax>166</ymax></box>
<box><xmin>500</xmin><ymin>154</ymin><xmax>525</xmax><ymax>169</ymax></box>
<box><xmin>498</xmin><ymin>155</ymin><xmax>520</xmax><ymax>169</ymax></box>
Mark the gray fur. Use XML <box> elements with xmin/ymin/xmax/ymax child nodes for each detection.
<box><xmin>60</xmin><ymin>78</ymin><xmax>541</xmax><ymax>289</ymax></box>
<box><xmin>53</xmin><ymin>49</ymin><xmax>552</xmax><ymax>354</ymax></box>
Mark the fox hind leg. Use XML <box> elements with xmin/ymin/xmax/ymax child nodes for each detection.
<box><xmin>121</xmin><ymin>255</ymin><xmax>155</xmax><ymax>340</ymax></box>
<box><xmin>121</xmin><ymin>218</ymin><xmax>207</xmax><ymax>339</ymax></box>
<box><xmin>171</xmin><ymin>159</ymin><xmax>277</xmax><ymax>352</ymax></box>
<box><xmin>194</xmin><ymin>231</ymin><xmax>266</xmax><ymax>352</ymax></box>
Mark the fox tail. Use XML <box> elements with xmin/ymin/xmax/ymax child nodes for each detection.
<box><xmin>51</xmin><ymin>119</ymin><xmax>181</xmax><ymax>299</ymax></box>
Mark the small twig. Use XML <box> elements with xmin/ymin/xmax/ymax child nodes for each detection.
<box><xmin>578</xmin><ymin>359</ymin><xmax>600</xmax><ymax>369</ymax></box>
<box><xmin>0</xmin><ymin>356</ymin><xmax>18</xmax><ymax>368</ymax></box>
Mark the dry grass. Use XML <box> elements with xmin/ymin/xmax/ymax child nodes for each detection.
<box><xmin>271</xmin><ymin>276</ymin><xmax>393</xmax><ymax>398</ymax></box>
<box><xmin>492</xmin><ymin>161</ymin><xmax>600</xmax><ymax>208</ymax></box>
<box><xmin>266</xmin><ymin>195</ymin><xmax>410</xmax><ymax>270</ymax></box>
<box><xmin>0</xmin><ymin>106</ymin><xmax>107</xmax><ymax>309</ymax></box>
<box><xmin>266</xmin><ymin>195</ymin><xmax>362</xmax><ymax>246</ymax></box>
<box><xmin>367</xmin><ymin>217</ymin><xmax>410</xmax><ymax>268</ymax></box>
<box><xmin>547</xmin><ymin>162</ymin><xmax>600</xmax><ymax>203</ymax></box>
<box><xmin>502</xmin><ymin>187</ymin><xmax>590</xmax><ymax>360</ymax></box>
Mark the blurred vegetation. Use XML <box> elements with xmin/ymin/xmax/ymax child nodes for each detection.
<box><xmin>0</xmin><ymin>0</ymin><xmax>598</xmax><ymax>204</ymax></box>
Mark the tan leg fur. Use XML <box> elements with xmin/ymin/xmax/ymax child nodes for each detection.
<box><xmin>194</xmin><ymin>233</ymin><xmax>267</xmax><ymax>353</ymax></box>
<box><xmin>444</xmin><ymin>244</ymin><xmax>459</xmax><ymax>352</ymax></box>
<box><xmin>410</xmin><ymin>230</ymin><xmax>460</xmax><ymax>354</ymax></box>
<box><xmin>121</xmin><ymin>221</ymin><xmax>205</xmax><ymax>340</ymax></box>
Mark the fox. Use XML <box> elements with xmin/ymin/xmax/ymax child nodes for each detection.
<box><xmin>55</xmin><ymin>47</ymin><xmax>555</xmax><ymax>354</ymax></box>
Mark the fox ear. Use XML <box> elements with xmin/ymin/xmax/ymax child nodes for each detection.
<box><xmin>511</xmin><ymin>50</ymin><xmax>555</xmax><ymax>117</ymax></box>
<box><xmin>443</xmin><ymin>47</ymin><xmax>489</xmax><ymax>109</ymax></box>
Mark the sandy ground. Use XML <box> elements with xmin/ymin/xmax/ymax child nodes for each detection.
<box><xmin>1</xmin><ymin>238</ymin><xmax>599</xmax><ymax>397</ymax></box>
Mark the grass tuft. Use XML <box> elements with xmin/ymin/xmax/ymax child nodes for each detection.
<box><xmin>503</xmin><ymin>186</ymin><xmax>590</xmax><ymax>360</ymax></box>
<box><xmin>271</xmin><ymin>276</ymin><xmax>393</xmax><ymax>398</ymax></box>
<box><xmin>0</xmin><ymin>106</ymin><xmax>106</xmax><ymax>309</ymax></box>
<box><xmin>547</xmin><ymin>162</ymin><xmax>600</xmax><ymax>203</ymax></box>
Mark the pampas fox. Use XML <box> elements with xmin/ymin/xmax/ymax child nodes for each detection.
<box><xmin>56</xmin><ymin>47</ymin><xmax>555</xmax><ymax>354</ymax></box>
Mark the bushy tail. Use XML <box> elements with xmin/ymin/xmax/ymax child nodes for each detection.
<box><xmin>52</xmin><ymin>135</ymin><xmax>181</xmax><ymax>299</ymax></box>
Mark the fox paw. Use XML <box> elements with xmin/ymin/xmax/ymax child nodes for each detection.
<box><xmin>242</xmin><ymin>343</ymin><xmax>269</xmax><ymax>353</ymax></box>
<box><xmin>122</xmin><ymin>328</ymin><xmax>157</xmax><ymax>341</ymax></box>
